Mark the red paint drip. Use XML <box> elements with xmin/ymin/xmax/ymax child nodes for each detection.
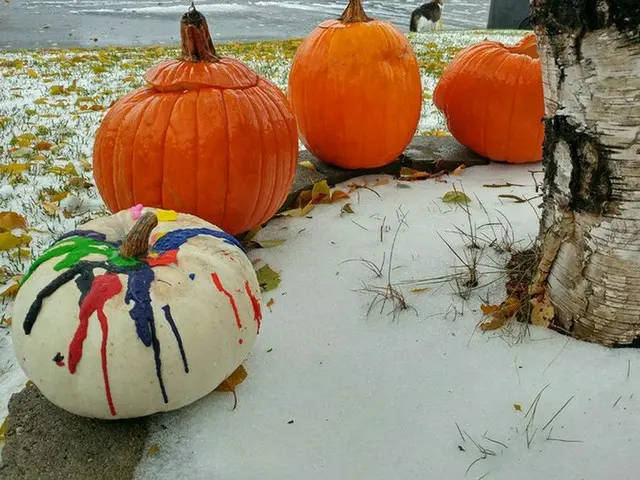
<box><xmin>239</xmin><ymin>338</ymin><xmax>243</xmax><ymax>345</ymax></box>
<box><xmin>211</xmin><ymin>273</ymin><xmax>242</xmax><ymax>329</ymax></box>
<box><xmin>244</xmin><ymin>281</ymin><xmax>262</xmax><ymax>334</ymax></box>
<box><xmin>69</xmin><ymin>273</ymin><xmax>123</xmax><ymax>417</ymax></box>
<box><xmin>55</xmin><ymin>360</ymin><xmax>65</xmax><ymax>367</ymax></box>
<box><xmin>144</xmin><ymin>249</ymin><xmax>178</xmax><ymax>267</ymax></box>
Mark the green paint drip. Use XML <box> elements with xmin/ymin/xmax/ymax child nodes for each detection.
<box><xmin>21</xmin><ymin>236</ymin><xmax>140</xmax><ymax>286</ymax></box>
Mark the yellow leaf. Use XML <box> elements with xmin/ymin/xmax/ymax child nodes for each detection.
<box><xmin>122</xmin><ymin>76</ymin><xmax>135</xmax><ymax>82</ymax></box>
<box><xmin>46</xmin><ymin>162</ymin><xmax>77</xmax><ymax>176</ymax></box>
<box><xmin>156</xmin><ymin>209</ymin><xmax>178</xmax><ymax>222</ymax></box>
<box><xmin>34</xmin><ymin>97</ymin><xmax>48</xmax><ymax>105</ymax></box>
<box><xmin>410</xmin><ymin>287</ymin><xmax>431</xmax><ymax>293</ymax></box>
<box><xmin>78</xmin><ymin>155</ymin><xmax>92</xmax><ymax>171</ymax></box>
<box><xmin>14</xmin><ymin>133</ymin><xmax>36</xmax><ymax>147</ymax></box>
<box><xmin>50</xmin><ymin>191</ymin><xmax>70</xmax><ymax>202</ymax></box>
<box><xmin>514</xmin><ymin>403</ymin><xmax>522</xmax><ymax>412</ymax></box>
<box><xmin>10</xmin><ymin>249</ymin><xmax>30</xmax><ymax>260</ymax></box>
<box><xmin>215</xmin><ymin>365</ymin><xmax>248</xmax><ymax>393</ymax></box>
<box><xmin>479</xmin><ymin>296</ymin><xmax>520</xmax><ymax>331</ymax></box>
<box><xmin>41</xmin><ymin>201</ymin><xmax>59</xmax><ymax>216</ymax></box>
<box><xmin>0</xmin><ymin>417</ymin><xmax>7</xmax><ymax>443</ymax></box>
<box><xmin>0</xmin><ymin>211</ymin><xmax>27</xmax><ymax>231</ymax></box>
<box><xmin>147</xmin><ymin>445</ymin><xmax>160</xmax><ymax>457</ymax></box>
<box><xmin>400</xmin><ymin>167</ymin><xmax>431</xmax><ymax>181</ymax></box>
<box><xmin>1</xmin><ymin>317</ymin><xmax>11</xmax><ymax>326</ymax></box>
<box><xmin>442</xmin><ymin>190</ymin><xmax>472</xmax><ymax>205</ymax></box>
<box><xmin>277</xmin><ymin>202</ymin><xmax>315</xmax><ymax>217</ymax></box>
<box><xmin>68</xmin><ymin>176</ymin><xmax>93</xmax><ymax>189</ymax></box>
<box><xmin>256</xmin><ymin>264</ymin><xmax>281</xmax><ymax>292</ymax></box>
<box><xmin>49</xmin><ymin>84</ymin><xmax>66</xmax><ymax>95</ymax></box>
<box><xmin>26</xmin><ymin>69</ymin><xmax>38</xmax><ymax>78</ymax></box>
<box><xmin>266</xmin><ymin>298</ymin><xmax>275</xmax><ymax>309</ymax></box>
<box><xmin>530</xmin><ymin>293</ymin><xmax>554</xmax><ymax>328</ymax></box>
<box><xmin>298</xmin><ymin>160</ymin><xmax>316</xmax><ymax>170</ymax></box>
<box><xmin>452</xmin><ymin>164</ymin><xmax>466</xmax><ymax>175</ymax></box>
<box><xmin>0</xmin><ymin>163</ymin><xmax>29</xmax><ymax>176</ymax></box>
<box><xmin>0</xmin><ymin>280</ymin><xmax>20</xmax><ymax>298</ymax></box>
<box><xmin>311</xmin><ymin>180</ymin><xmax>331</xmax><ymax>204</ymax></box>
<box><xmin>340</xmin><ymin>203</ymin><xmax>354</xmax><ymax>215</ymax></box>
<box><xmin>0</xmin><ymin>232</ymin><xmax>32</xmax><ymax>251</ymax></box>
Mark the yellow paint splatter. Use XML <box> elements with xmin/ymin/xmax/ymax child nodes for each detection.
<box><xmin>156</xmin><ymin>209</ymin><xmax>178</xmax><ymax>222</ymax></box>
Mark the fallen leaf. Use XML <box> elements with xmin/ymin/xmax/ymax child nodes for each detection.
<box><xmin>13</xmin><ymin>133</ymin><xmax>36</xmax><ymax>147</ymax></box>
<box><xmin>452</xmin><ymin>164</ymin><xmax>466</xmax><ymax>175</ymax></box>
<box><xmin>514</xmin><ymin>403</ymin><xmax>522</xmax><ymax>412</ymax></box>
<box><xmin>442</xmin><ymin>190</ymin><xmax>471</xmax><ymax>205</ymax></box>
<box><xmin>479</xmin><ymin>296</ymin><xmax>520</xmax><ymax>331</ymax></box>
<box><xmin>330</xmin><ymin>190</ymin><xmax>350</xmax><ymax>202</ymax></box>
<box><xmin>1</xmin><ymin>317</ymin><xmax>12</xmax><ymax>326</ymax></box>
<box><xmin>266</xmin><ymin>298</ymin><xmax>275</xmax><ymax>310</ymax></box>
<box><xmin>530</xmin><ymin>293</ymin><xmax>554</xmax><ymax>328</ymax></box>
<box><xmin>410</xmin><ymin>287</ymin><xmax>431</xmax><ymax>293</ymax></box>
<box><xmin>311</xmin><ymin>179</ymin><xmax>331</xmax><ymax>204</ymax></box>
<box><xmin>373</xmin><ymin>178</ymin><xmax>390</xmax><ymax>186</ymax></box>
<box><xmin>277</xmin><ymin>202</ymin><xmax>315</xmax><ymax>217</ymax></box>
<box><xmin>256</xmin><ymin>264</ymin><xmax>281</xmax><ymax>292</ymax></box>
<box><xmin>298</xmin><ymin>160</ymin><xmax>316</xmax><ymax>170</ymax></box>
<box><xmin>41</xmin><ymin>201</ymin><xmax>59</xmax><ymax>216</ymax></box>
<box><xmin>0</xmin><ymin>163</ymin><xmax>30</xmax><ymax>175</ymax></box>
<box><xmin>9</xmin><ymin>147</ymin><xmax>33</xmax><ymax>159</ymax></box>
<box><xmin>147</xmin><ymin>445</ymin><xmax>160</xmax><ymax>456</ymax></box>
<box><xmin>243</xmin><ymin>225</ymin><xmax>262</xmax><ymax>244</ymax></box>
<box><xmin>0</xmin><ymin>232</ymin><xmax>32</xmax><ymax>251</ymax></box>
<box><xmin>68</xmin><ymin>176</ymin><xmax>93</xmax><ymax>189</ymax></box>
<box><xmin>340</xmin><ymin>203</ymin><xmax>354</xmax><ymax>215</ymax></box>
<box><xmin>0</xmin><ymin>417</ymin><xmax>7</xmax><ymax>443</ymax></box>
<box><xmin>399</xmin><ymin>167</ymin><xmax>431</xmax><ymax>181</ymax></box>
<box><xmin>0</xmin><ymin>211</ymin><xmax>27</xmax><ymax>231</ymax></box>
<box><xmin>34</xmin><ymin>141</ymin><xmax>53</xmax><ymax>151</ymax></box>
<box><xmin>215</xmin><ymin>365</ymin><xmax>248</xmax><ymax>393</ymax></box>
<box><xmin>26</xmin><ymin>69</ymin><xmax>38</xmax><ymax>78</ymax></box>
<box><xmin>254</xmin><ymin>239</ymin><xmax>285</xmax><ymax>248</ymax></box>
<box><xmin>50</xmin><ymin>191</ymin><xmax>70</xmax><ymax>202</ymax></box>
<box><xmin>0</xmin><ymin>280</ymin><xmax>20</xmax><ymax>298</ymax></box>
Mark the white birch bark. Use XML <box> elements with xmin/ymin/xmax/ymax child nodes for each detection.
<box><xmin>533</xmin><ymin>15</ymin><xmax>640</xmax><ymax>345</ymax></box>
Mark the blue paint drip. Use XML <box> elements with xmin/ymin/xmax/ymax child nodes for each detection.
<box><xmin>147</xmin><ymin>313</ymin><xmax>168</xmax><ymax>404</ymax></box>
<box><xmin>189</xmin><ymin>273</ymin><xmax>196</xmax><ymax>280</ymax></box>
<box><xmin>162</xmin><ymin>305</ymin><xmax>189</xmax><ymax>373</ymax></box>
<box><xmin>152</xmin><ymin>228</ymin><xmax>245</xmax><ymax>254</ymax></box>
<box><xmin>124</xmin><ymin>265</ymin><xmax>155</xmax><ymax>347</ymax></box>
<box><xmin>57</xmin><ymin>230</ymin><xmax>114</xmax><ymax>244</ymax></box>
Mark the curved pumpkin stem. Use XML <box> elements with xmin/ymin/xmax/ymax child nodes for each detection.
<box><xmin>120</xmin><ymin>212</ymin><xmax>158</xmax><ymax>258</ymax></box>
<box><xmin>338</xmin><ymin>0</ymin><xmax>372</xmax><ymax>23</ymax></box>
<box><xmin>181</xmin><ymin>2</ymin><xmax>219</xmax><ymax>63</ymax></box>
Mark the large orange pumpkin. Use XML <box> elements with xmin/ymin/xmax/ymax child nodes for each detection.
<box><xmin>287</xmin><ymin>0</ymin><xmax>423</xmax><ymax>170</ymax></box>
<box><xmin>93</xmin><ymin>5</ymin><xmax>298</xmax><ymax>235</ymax></box>
<box><xmin>433</xmin><ymin>33</ymin><xmax>544</xmax><ymax>164</ymax></box>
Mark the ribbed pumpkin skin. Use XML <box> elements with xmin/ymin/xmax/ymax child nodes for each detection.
<box><xmin>433</xmin><ymin>34</ymin><xmax>544</xmax><ymax>164</ymax></box>
<box><xmin>93</xmin><ymin>48</ymin><xmax>298</xmax><ymax>236</ymax></box>
<box><xmin>287</xmin><ymin>20</ymin><xmax>422</xmax><ymax>170</ymax></box>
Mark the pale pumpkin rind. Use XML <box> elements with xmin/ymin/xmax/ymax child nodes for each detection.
<box><xmin>11</xmin><ymin>206</ymin><xmax>262</xmax><ymax>419</ymax></box>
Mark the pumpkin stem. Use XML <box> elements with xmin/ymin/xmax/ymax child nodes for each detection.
<box><xmin>120</xmin><ymin>212</ymin><xmax>159</xmax><ymax>258</ymax></box>
<box><xmin>338</xmin><ymin>0</ymin><xmax>372</xmax><ymax>23</ymax></box>
<box><xmin>180</xmin><ymin>3</ymin><xmax>219</xmax><ymax>62</ymax></box>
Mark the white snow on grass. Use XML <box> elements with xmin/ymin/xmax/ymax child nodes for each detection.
<box><xmin>134</xmin><ymin>166</ymin><xmax>640</xmax><ymax>480</ymax></box>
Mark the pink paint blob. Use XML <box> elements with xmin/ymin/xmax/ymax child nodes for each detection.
<box><xmin>130</xmin><ymin>203</ymin><xmax>144</xmax><ymax>220</ymax></box>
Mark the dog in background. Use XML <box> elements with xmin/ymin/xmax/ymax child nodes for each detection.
<box><xmin>409</xmin><ymin>0</ymin><xmax>444</xmax><ymax>32</ymax></box>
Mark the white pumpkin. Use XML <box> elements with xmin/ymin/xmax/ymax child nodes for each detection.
<box><xmin>11</xmin><ymin>205</ymin><xmax>262</xmax><ymax>419</ymax></box>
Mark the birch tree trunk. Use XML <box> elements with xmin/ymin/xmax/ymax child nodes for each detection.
<box><xmin>529</xmin><ymin>1</ymin><xmax>640</xmax><ymax>346</ymax></box>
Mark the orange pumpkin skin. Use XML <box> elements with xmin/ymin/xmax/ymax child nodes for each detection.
<box><xmin>433</xmin><ymin>33</ymin><xmax>544</xmax><ymax>164</ymax></box>
<box><xmin>93</xmin><ymin>8</ymin><xmax>298</xmax><ymax>235</ymax></box>
<box><xmin>287</xmin><ymin>1</ymin><xmax>422</xmax><ymax>170</ymax></box>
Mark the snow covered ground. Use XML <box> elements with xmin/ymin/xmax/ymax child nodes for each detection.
<box><xmin>130</xmin><ymin>165</ymin><xmax>640</xmax><ymax>480</ymax></box>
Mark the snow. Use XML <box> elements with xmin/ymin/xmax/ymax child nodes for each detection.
<box><xmin>134</xmin><ymin>166</ymin><xmax>640</xmax><ymax>480</ymax></box>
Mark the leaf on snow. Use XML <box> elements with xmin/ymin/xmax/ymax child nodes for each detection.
<box><xmin>0</xmin><ymin>211</ymin><xmax>27</xmax><ymax>231</ymax></box>
<box><xmin>147</xmin><ymin>445</ymin><xmax>160</xmax><ymax>457</ymax></box>
<box><xmin>215</xmin><ymin>365</ymin><xmax>248</xmax><ymax>393</ymax></box>
<box><xmin>298</xmin><ymin>160</ymin><xmax>316</xmax><ymax>171</ymax></box>
<box><xmin>256</xmin><ymin>264</ymin><xmax>281</xmax><ymax>292</ymax></box>
<box><xmin>399</xmin><ymin>167</ymin><xmax>431</xmax><ymax>181</ymax></box>
<box><xmin>0</xmin><ymin>232</ymin><xmax>32</xmax><ymax>251</ymax></box>
<box><xmin>254</xmin><ymin>239</ymin><xmax>285</xmax><ymax>249</ymax></box>
<box><xmin>479</xmin><ymin>296</ymin><xmax>520</xmax><ymax>331</ymax></box>
<box><xmin>442</xmin><ymin>190</ymin><xmax>471</xmax><ymax>205</ymax></box>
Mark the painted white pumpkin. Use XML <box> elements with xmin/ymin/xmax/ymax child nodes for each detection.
<box><xmin>11</xmin><ymin>205</ymin><xmax>262</xmax><ymax>419</ymax></box>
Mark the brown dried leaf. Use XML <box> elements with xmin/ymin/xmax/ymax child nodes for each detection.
<box><xmin>215</xmin><ymin>365</ymin><xmax>248</xmax><ymax>393</ymax></box>
<box><xmin>0</xmin><ymin>211</ymin><xmax>27</xmax><ymax>231</ymax></box>
<box><xmin>530</xmin><ymin>293</ymin><xmax>554</xmax><ymax>328</ymax></box>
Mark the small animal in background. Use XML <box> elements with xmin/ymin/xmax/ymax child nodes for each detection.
<box><xmin>409</xmin><ymin>0</ymin><xmax>444</xmax><ymax>32</ymax></box>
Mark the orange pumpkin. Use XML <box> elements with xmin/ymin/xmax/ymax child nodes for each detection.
<box><xmin>433</xmin><ymin>33</ymin><xmax>544</xmax><ymax>164</ymax></box>
<box><xmin>93</xmin><ymin>5</ymin><xmax>298</xmax><ymax>235</ymax></box>
<box><xmin>287</xmin><ymin>0</ymin><xmax>423</xmax><ymax>170</ymax></box>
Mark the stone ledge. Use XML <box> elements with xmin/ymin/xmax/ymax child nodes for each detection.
<box><xmin>281</xmin><ymin>135</ymin><xmax>489</xmax><ymax>211</ymax></box>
